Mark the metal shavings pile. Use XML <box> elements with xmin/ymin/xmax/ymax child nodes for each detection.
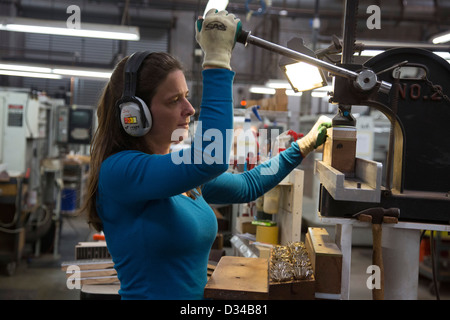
<box><xmin>269</xmin><ymin>242</ymin><xmax>313</xmax><ymax>282</ymax></box>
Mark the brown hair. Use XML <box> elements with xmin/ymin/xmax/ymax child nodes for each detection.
<box><xmin>82</xmin><ymin>52</ymin><xmax>187</xmax><ymax>232</ymax></box>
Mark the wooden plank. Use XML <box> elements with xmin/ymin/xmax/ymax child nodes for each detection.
<box><xmin>61</xmin><ymin>259</ymin><xmax>114</xmax><ymax>271</ymax></box>
<box><xmin>66</xmin><ymin>268</ymin><xmax>117</xmax><ymax>278</ymax></box>
<box><xmin>278</xmin><ymin>169</ymin><xmax>303</xmax><ymax>244</ymax></box>
<box><xmin>305</xmin><ymin>228</ymin><xmax>342</xmax><ymax>294</ymax></box>
<box><xmin>307</xmin><ymin>228</ymin><xmax>341</xmax><ymax>257</ymax></box>
<box><xmin>204</xmin><ymin>256</ymin><xmax>268</xmax><ymax>300</ymax></box>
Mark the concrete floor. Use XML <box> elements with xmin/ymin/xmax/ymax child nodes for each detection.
<box><xmin>0</xmin><ymin>214</ymin><xmax>449</xmax><ymax>300</ymax></box>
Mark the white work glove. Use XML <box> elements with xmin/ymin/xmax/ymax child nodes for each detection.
<box><xmin>297</xmin><ymin>115</ymin><xmax>332</xmax><ymax>157</ymax></box>
<box><xmin>195</xmin><ymin>9</ymin><xmax>241</xmax><ymax>70</ymax></box>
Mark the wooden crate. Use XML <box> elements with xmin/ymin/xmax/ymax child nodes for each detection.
<box><xmin>305</xmin><ymin>228</ymin><xmax>342</xmax><ymax>295</ymax></box>
<box><xmin>268</xmin><ymin>276</ymin><xmax>315</xmax><ymax>300</ymax></box>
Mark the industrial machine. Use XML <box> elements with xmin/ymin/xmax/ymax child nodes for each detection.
<box><xmin>318</xmin><ymin>47</ymin><xmax>450</xmax><ymax>224</ymax></box>
<box><xmin>236</xmin><ymin>1</ymin><xmax>450</xmax><ymax>225</ymax></box>
<box><xmin>0</xmin><ymin>87</ymin><xmax>95</xmax><ymax>273</ymax></box>
<box><xmin>56</xmin><ymin>105</ymin><xmax>95</xmax><ymax>145</ymax></box>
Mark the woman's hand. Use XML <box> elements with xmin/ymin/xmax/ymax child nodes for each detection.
<box><xmin>297</xmin><ymin>115</ymin><xmax>332</xmax><ymax>157</ymax></box>
<box><xmin>195</xmin><ymin>9</ymin><xmax>242</xmax><ymax>70</ymax></box>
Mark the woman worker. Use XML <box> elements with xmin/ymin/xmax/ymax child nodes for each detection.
<box><xmin>82</xmin><ymin>9</ymin><xmax>331</xmax><ymax>300</ymax></box>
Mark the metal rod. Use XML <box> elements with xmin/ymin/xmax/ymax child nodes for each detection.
<box><xmin>341</xmin><ymin>0</ymin><xmax>358</xmax><ymax>64</ymax></box>
<box><xmin>244</xmin><ymin>33</ymin><xmax>359</xmax><ymax>80</ymax></box>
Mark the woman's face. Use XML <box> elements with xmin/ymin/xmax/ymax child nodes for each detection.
<box><xmin>146</xmin><ymin>69</ymin><xmax>195</xmax><ymax>153</ymax></box>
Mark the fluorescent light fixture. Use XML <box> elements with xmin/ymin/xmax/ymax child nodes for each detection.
<box><xmin>203</xmin><ymin>0</ymin><xmax>229</xmax><ymax>17</ymax></box>
<box><xmin>0</xmin><ymin>63</ymin><xmax>52</xmax><ymax>73</ymax></box>
<box><xmin>286</xmin><ymin>89</ymin><xmax>302</xmax><ymax>96</ymax></box>
<box><xmin>431</xmin><ymin>31</ymin><xmax>450</xmax><ymax>44</ymax></box>
<box><xmin>311</xmin><ymin>91</ymin><xmax>328</xmax><ymax>98</ymax></box>
<box><xmin>249</xmin><ymin>86</ymin><xmax>276</xmax><ymax>95</ymax></box>
<box><xmin>265</xmin><ymin>79</ymin><xmax>292</xmax><ymax>89</ymax></box>
<box><xmin>249</xmin><ymin>85</ymin><xmax>304</xmax><ymax>97</ymax></box>
<box><xmin>357</xmin><ymin>50</ymin><xmax>449</xmax><ymax>62</ymax></box>
<box><xmin>53</xmin><ymin>68</ymin><xmax>112</xmax><ymax>79</ymax></box>
<box><xmin>0</xmin><ymin>16</ymin><xmax>140</xmax><ymax>41</ymax></box>
<box><xmin>356</xmin><ymin>50</ymin><xmax>384</xmax><ymax>57</ymax></box>
<box><xmin>0</xmin><ymin>69</ymin><xmax>62</xmax><ymax>79</ymax></box>
<box><xmin>0</xmin><ymin>62</ymin><xmax>112</xmax><ymax>80</ymax></box>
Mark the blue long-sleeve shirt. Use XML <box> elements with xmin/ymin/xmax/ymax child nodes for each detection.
<box><xmin>97</xmin><ymin>69</ymin><xmax>303</xmax><ymax>300</ymax></box>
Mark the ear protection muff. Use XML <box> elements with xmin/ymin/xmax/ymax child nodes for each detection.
<box><xmin>116</xmin><ymin>51</ymin><xmax>153</xmax><ymax>137</ymax></box>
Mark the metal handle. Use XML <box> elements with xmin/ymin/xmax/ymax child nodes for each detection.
<box><xmin>236</xmin><ymin>29</ymin><xmax>392</xmax><ymax>94</ymax></box>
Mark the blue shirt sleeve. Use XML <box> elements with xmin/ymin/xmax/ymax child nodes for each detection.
<box><xmin>99</xmin><ymin>69</ymin><xmax>235</xmax><ymax>203</ymax></box>
<box><xmin>202</xmin><ymin>141</ymin><xmax>304</xmax><ymax>204</ymax></box>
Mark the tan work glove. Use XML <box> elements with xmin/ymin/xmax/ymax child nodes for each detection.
<box><xmin>297</xmin><ymin>115</ymin><xmax>332</xmax><ymax>157</ymax></box>
<box><xmin>195</xmin><ymin>9</ymin><xmax>241</xmax><ymax>70</ymax></box>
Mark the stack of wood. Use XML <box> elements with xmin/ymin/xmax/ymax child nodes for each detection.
<box><xmin>207</xmin><ymin>263</ymin><xmax>216</xmax><ymax>280</ymax></box>
<box><xmin>62</xmin><ymin>258</ymin><xmax>118</xmax><ymax>285</ymax></box>
<box><xmin>62</xmin><ymin>241</ymin><xmax>118</xmax><ymax>286</ymax></box>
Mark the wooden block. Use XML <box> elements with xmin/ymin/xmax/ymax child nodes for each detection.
<box><xmin>305</xmin><ymin>228</ymin><xmax>342</xmax><ymax>295</ymax></box>
<box><xmin>323</xmin><ymin>127</ymin><xmax>357</xmax><ymax>176</ymax></box>
<box><xmin>255</xmin><ymin>245</ymin><xmax>271</xmax><ymax>259</ymax></box>
<box><xmin>204</xmin><ymin>256</ymin><xmax>268</xmax><ymax>300</ymax></box>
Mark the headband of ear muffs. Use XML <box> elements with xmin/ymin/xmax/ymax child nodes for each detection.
<box><xmin>116</xmin><ymin>51</ymin><xmax>153</xmax><ymax>137</ymax></box>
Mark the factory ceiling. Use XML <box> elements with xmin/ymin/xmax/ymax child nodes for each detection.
<box><xmin>0</xmin><ymin>0</ymin><xmax>448</xmax><ymax>104</ymax></box>
<box><xmin>5</xmin><ymin>0</ymin><xmax>450</xmax><ymax>36</ymax></box>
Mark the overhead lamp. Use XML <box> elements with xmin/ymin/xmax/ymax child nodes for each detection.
<box><xmin>0</xmin><ymin>63</ymin><xmax>52</xmax><ymax>73</ymax></box>
<box><xmin>278</xmin><ymin>38</ymin><xmax>328</xmax><ymax>92</ymax></box>
<box><xmin>53</xmin><ymin>68</ymin><xmax>112</xmax><ymax>79</ymax></box>
<box><xmin>0</xmin><ymin>69</ymin><xmax>62</xmax><ymax>79</ymax></box>
<box><xmin>431</xmin><ymin>31</ymin><xmax>450</xmax><ymax>44</ymax></box>
<box><xmin>0</xmin><ymin>62</ymin><xmax>112</xmax><ymax>80</ymax></box>
<box><xmin>0</xmin><ymin>16</ymin><xmax>140</xmax><ymax>41</ymax></box>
